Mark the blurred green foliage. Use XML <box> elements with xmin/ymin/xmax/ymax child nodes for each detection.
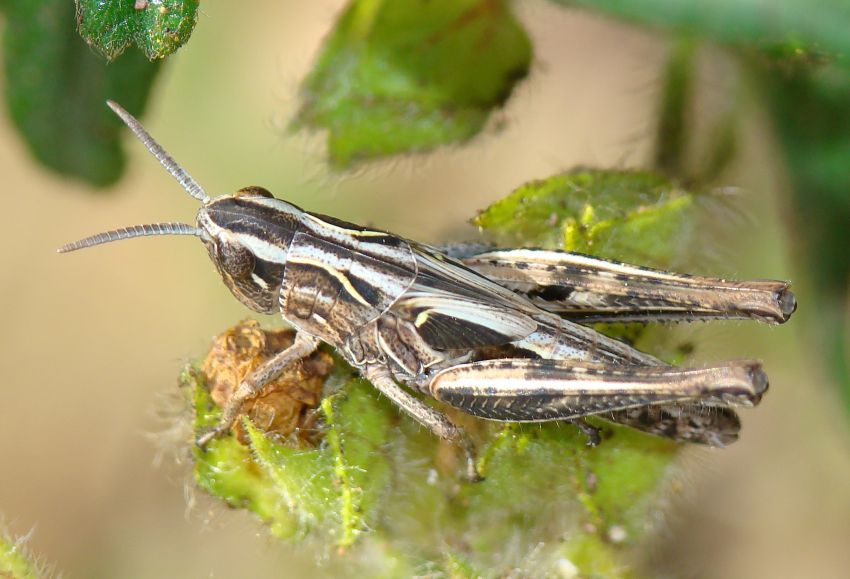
<box><xmin>76</xmin><ymin>0</ymin><xmax>199</xmax><ymax>60</ymax></box>
<box><xmin>653</xmin><ymin>37</ymin><xmax>696</xmax><ymax>178</ymax></box>
<box><xmin>759</xmin><ymin>63</ymin><xmax>850</xmax><ymax>411</ymax></box>
<box><xmin>292</xmin><ymin>0</ymin><xmax>532</xmax><ymax>167</ymax></box>
<box><xmin>560</xmin><ymin>0</ymin><xmax>850</xmax><ymax>60</ymax></box>
<box><xmin>652</xmin><ymin>35</ymin><xmax>739</xmax><ymax>187</ymax></box>
<box><xmin>556</xmin><ymin>0</ymin><xmax>850</xmax><ymax>413</ymax></box>
<box><xmin>191</xmin><ymin>169</ymin><xmax>706</xmax><ymax>575</ymax></box>
<box><xmin>3</xmin><ymin>0</ymin><xmax>160</xmax><ymax>186</ymax></box>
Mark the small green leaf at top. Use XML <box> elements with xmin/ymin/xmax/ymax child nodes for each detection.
<box><xmin>293</xmin><ymin>0</ymin><xmax>532</xmax><ymax>167</ymax></box>
<box><xmin>76</xmin><ymin>0</ymin><xmax>199</xmax><ymax>61</ymax></box>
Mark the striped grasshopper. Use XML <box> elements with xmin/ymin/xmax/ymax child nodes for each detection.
<box><xmin>62</xmin><ymin>102</ymin><xmax>795</xmax><ymax>480</ymax></box>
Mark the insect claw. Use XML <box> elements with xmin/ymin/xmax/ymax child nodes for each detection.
<box><xmin>195</xmin><ymin>428</ymin><xmax>226</xmax><ymax>450</ymax></box>
<box><xmin>466</xmin><ymin>457</ymin><xmax>484</xmax><ymax>483</ymax></box>
<box><xmin>459</xmin><ymin>439</ymin><xmax>484</xmax><ymax>482</ymax></box>
<box><xmin>571</xmin><ymin>418</ymin><xmax>602</xmax><ymax>446</ymax></box>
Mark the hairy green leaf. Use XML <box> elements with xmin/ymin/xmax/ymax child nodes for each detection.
<box><xmin>192</xmin><ymin>367</ymin><xmax>394</xmax><ymax>546</ymax></box>
<box><xmin>475</xmin><ymin>168</ymin><xmax>697</xmax><ymax>269</ymax></box>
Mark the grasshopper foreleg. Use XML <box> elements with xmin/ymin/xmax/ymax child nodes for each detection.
<box><xmin>365</xmin><ymin>367</ymin><xmax>482</xmax><ymax>481</ymax></box>
<box><xmin>196</xmin><ymin>331</ymin><xmax>320</xmax><ymax>448</ymax></box>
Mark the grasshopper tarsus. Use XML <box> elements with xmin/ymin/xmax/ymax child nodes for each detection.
<box><xmin>464</xmin><ymin>448</ymin><xmax>485</xmax><ymax>483</ymax></box>
<box><xmin>571</xmin><ymin>418</ymin><xmax>603</xmax><ymax>447</ymax></box>
<box><xmin>195</xmin><ymin>428</ymin><xmax>225</xmax><ymax>450</ymax></box>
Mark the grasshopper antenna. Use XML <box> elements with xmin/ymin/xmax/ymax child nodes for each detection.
<box><xmin>58</xmin><ymin>222</ymin><xmax>201</xmax><ymax>253</ymax></box>
<box><xmin>58</xmin><ymin>103</ymin><xmax>210</xmax><ymax>253</ymax></box>
<box><xmin>106</xmin><ymin>100</ymin><xmax>211</xmax><ymax>204</ymax></box>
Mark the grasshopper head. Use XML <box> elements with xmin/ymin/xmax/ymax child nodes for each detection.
<box><xmin>59</xmin><ymin>101</ymin><xmax>298</xmax><ymax>315</ymax></box>
<box><xmin>197</xmin><ymin>188</ymin><xmax>304</xmax><ymax>314</ymax></box>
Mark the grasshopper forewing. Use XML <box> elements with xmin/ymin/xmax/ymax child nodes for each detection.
<box><xmin>461</xmin><ymin>249</ymin><xmax>796</xmax><ymax>324</ymax></box>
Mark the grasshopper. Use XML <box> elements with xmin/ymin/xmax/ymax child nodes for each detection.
<box><xmin>61</xmin><ymin>102</ymin><xmax>795</xmax><ymax>480</ymax></box>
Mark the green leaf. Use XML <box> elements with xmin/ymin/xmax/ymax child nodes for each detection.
<box><xmin>475</xmin><ymin>168</ymin><xmax>703</xmax><ymax>358</ymax></box>
<box><xmin>192</xmin><ymin>376</ymin><xmax>302</xmax><ymax>539</ymax></box>
<box><xmin>4</xmin><ymin>0</ymin><xmax>160</xmax><ymax>187</ymax></box>
<box><xmin>293</xmin><ymin>0</ymin><xmax>532</xmax><ymax>167</ymax></box>
<box><xmin>76</xmin><ymin>0</ymin><xmax>199</xmax><ymax>61</ymax></box>
<box><xmin>474</xmin><ymin>168</ymin><xmax>697</xmax><ymax>269</ymax></box>
<box><xmin>459</xmin><ymin>422</ymin><xmax>677</xmax><ymax>558</ymax></box>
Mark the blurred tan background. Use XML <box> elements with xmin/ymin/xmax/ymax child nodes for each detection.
<box><xmin>1</xmin><ymin>1</ymin><xmax>849</xmax><ymax>577</ymax></box>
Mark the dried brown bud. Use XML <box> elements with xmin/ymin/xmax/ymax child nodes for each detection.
<box><xmin>202</xmin><ymin>320</ymin><xmax>334</xmax><ymax>445</ymax></box>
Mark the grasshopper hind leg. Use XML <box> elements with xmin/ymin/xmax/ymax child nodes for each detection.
<box><xmin>429</xmin><ymin>359</ymin><xmax>766</xmax><ymax>447</ymax></box>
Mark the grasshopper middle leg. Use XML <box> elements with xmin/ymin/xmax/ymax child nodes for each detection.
<box><xmin>365</xmin><ymin>366</ymin><xmax>482</xmax><ymax>481</ymax></box>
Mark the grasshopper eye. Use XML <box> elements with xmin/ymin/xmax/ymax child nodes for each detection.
<box><xmin>235</xmin><ymin>186</ymin><xmax>273</xmax><ymax>198</ymax></box>
<box><xmin>217</xmin><ymin>243</ymin><xmax>254</xmax><ymax>279</ymax></box>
